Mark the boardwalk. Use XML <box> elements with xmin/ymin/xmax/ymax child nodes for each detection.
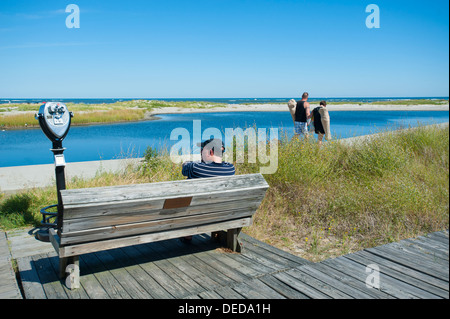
<box><xmin>0</xmin><ymin>231</ymin><xmax>22</xmax><ymax>299</ymax></box>
<box><xmin>3</xmin><ymin>230</ymin><xmax>446</xmax><ymax>299</ymax></box>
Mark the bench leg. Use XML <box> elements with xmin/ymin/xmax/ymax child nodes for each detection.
<box><xmin>59</xmin><ymin>256</ymin><xmax>80</xmax><ymax>290</ymax></box>
<box><xmin>227</xmin><ymin>228</ymin><xmax>243</xmax><ymax>253</ymax></box>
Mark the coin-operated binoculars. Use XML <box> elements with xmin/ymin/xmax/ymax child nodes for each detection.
<box><xmin>35</xmin><ymin>102</ymin><xmax>73</xmax><ymax>241</ymax></box>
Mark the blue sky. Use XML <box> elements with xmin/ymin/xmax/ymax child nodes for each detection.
<box><xmin>0</xmin><ymin>0</ymin><xmax>448</xmax><ymax>98</ymax></box>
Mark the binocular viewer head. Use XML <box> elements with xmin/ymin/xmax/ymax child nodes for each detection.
<box><xmin>36</xmin><ymin>102</ymin><xmax>73</xmax><ymax>143</ymax></box>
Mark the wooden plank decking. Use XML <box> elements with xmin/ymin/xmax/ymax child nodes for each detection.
<box><xmin>10</xmin><ymin>230</ymin><xmax>449</xmax><ymax>299</ymax></box>
<box><xmin>0</xmin><ymin>231</ymin><xmax>22</xmax><ymax>299</ymax></box>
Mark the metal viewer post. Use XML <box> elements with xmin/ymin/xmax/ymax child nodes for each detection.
<box><xmin>35</xmin><ymin>102</ymin><xmax>73</xmax><ymax>241</ymax></box>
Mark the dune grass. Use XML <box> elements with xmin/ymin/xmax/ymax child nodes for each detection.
<box><xmin>0</xmin><ymin>124</ymin><xmax>448</xmax><ymax>261</ymax></box>
<box><xmin>242</xmin><ymin>124</ymin><xmax>449</xmax><ymax>261</ymax></box>
<box><xmin>0</xmin><ymin>109</ymin><xmax>149</xmax><ymax>128</ymax></box>
<box><xmin>0</xmin><ymin>100</ymin><xmax>228</xmax><ymax>129</ymax></box>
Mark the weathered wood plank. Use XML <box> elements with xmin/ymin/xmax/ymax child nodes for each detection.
<box><xmin>366</xmin><ymin>246</ymin><xmax>449</xmax><ymax>280</ymax></box>
<box><xmin>59</xmin><ymin>218</ymin><xmax>252</xmax><ymax>257</ymax></box>
<box><xmin>312</xmin><ymin>262</ymin><xmax>393</xmax><ymax>299</ymax></box>
<box><xmin>131</xmin><ymin>243</ymin><xmax>192</xmax><ymax>298</ymax></box>
<box><xmin>322</xmin><ymin>257</ymin><xmax>420</xmax><ymax>299</ymax></box>
<box><xmin>119</xmin><ymin>245</ymin><xmax>206</xmax><ymax>297</ymax></box>
<box><xmin>16</xmin><ymin>256</ymin><xmax>46</xmax><ymax>299</ymax></box>
<box><xmin>333</xmin><ymin>254</ymin><xmax>447</xmax><ymax>299</ymax></box>
<box><xmin>60</xmin><ymin>210</ymin><xmax>255</xmax><ymax>245</ymax></box>
<box><xmin>213</xmin><ymin>286</ymin><xmax>245</xmax><ymax>299</ymax></box>
<box><xmin>431</xmin><ymin>231</ymin><xmax>449</xmax><ymax>240</ymax></box>
<box><xmin>417</xmin><ymin>236</ymin><xmax>449</xmax><ymax>252</ymax></box>
<box><xmin>172</xmin><ymin>243</ymin><xmax>250</xmax><ymax>284</ymax></box>
<box><xmin>231</xmin><ymin>280</ymin><xmax>277</xmax><ymax>299</ymax></box>
<box><xmin>234</xmin><ymin>251</ymin><xmax>282</xmax><ymax>277</ymax></box>
<box><xmin>94</xmin><ymin>250</ymin><xmax>153</xmax><ymax>299</ymax></box>
<box><xmin>354</xmin><ymin>250</ymin><xmax>449</xmax><ymax>292</ymax></box>
<box><xmin>426</xmin><ymin>232</ymin><xmax>449</xmax><ymax>245</ymax></box>
<box><xmin>61</xmin><ymin>174</ymin><xmax>268</xmax><ymax>205</ymax></box>
<box><xmin>343</xmin><ymin>254</ymin><xmax>443</xmax><ymax>299</ymax></box>
<box><xmin>0</xmin><ymin>290</ymin><xmax>21</xmax><ymax>299</ymax></box>
<box><xmin>403</xmin><ymin>238</ymin><xmax>449</xmax><ymax>260</ymax></box>
<box><xmin>273</xmin><ymin>271</ymin><xmax>331</xmax><ymax>299</ymax></box>
<box><xmin>189</xmin><ymin>234</ymin><xmax>276</xmax><ymax>277</ymax></box>
<box><xmin>63</xmin><ymin>195</ymin><xmax>264</xmax><ymax>232</ymax></box>
<box><xmin>190</xmin><ymin>235</ymin><xmax>275</xmax><ymax>279</ymax></box>
<box><xmin>392</xmin><ymin>241</ymin><xmax>449</xmax><ymax>264</ymax></box>
<box><xmin>49</xmin><ymin>228</ymin><xmax>60</xmax><ymax>256</ymax></box>
<box><xmin>79</xmin><ymin>253</ymin><xmax>129</xmax><ymax>299</ymax></box>
<box><xmin>259</xmin><ymin>274</ymin><xmax>310</xmax><ymax>299</ymax></box>
<box><xmin>236</xmin><ymin>244</ymin><xmax>287</xmax><ymax>272</ymax></box>
<box><xmin>32</xmin><ymin>254</ymin><xmax>68</xmax><ymax>299</ymax></box>
<box><xmin>285</xmin><ymin>267</ymin><xmax>354</xmax><ymax>299</ymax></box>
<box><xmin>47</xmin><ymin>254</ymin><xmax>88</xmax><ymax>299</ymax></box>
<box><xmin>240</xmin><ymin>233</ymin><xmax>313</xmax><ymax>267</ymax></box>
<box><xmin>158</xmin><ymin>239</ymin><xmax>241</xmax><ymax>287</ymax></box>
<box><xmin>0</xmin><ymin>232</ymin><xmax>10</xmax><ymax>259</ymax></box>
<box><xmin>63</xmin><ymin>188</ymin><xmax>266</xmax><ymax>221</ymax></box>
<box><xmin>239</xmin><ymin>235</ymin><xmax>306</xmax><ymax>269</ymax></box>
<box><xmin>296</xmin><ymin>265</ymin><xmax>375</xmax><ymax>299</ymax></box>
<box><xmin>0</xmin><ymin>233</ymin><xmax>22</xmax><ymax>299</ymax></box>
<box><xmin>419</xmin><ymin>233</ymin><xmax>449</xmax><ymax>247</ymax></box>
<box><xmin>118</xmin><ymin>245</ymin><xmax>176</xmax><ymax>299</ymax></box>
<box><xmin>345</xmin><ymin>253</ymin><xmax>446</xmax><ymax>298</ymax></box>
<box><xmin>243</xmin><ymin>278</ymin><xmax>287</xmax><ymax>299</ymax></box>
<box><xmin>197</xmin><ymin>290</ymin><xmax>223</xmax><ymax>299</ymax></box>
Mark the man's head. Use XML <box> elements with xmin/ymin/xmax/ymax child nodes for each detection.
<box><xmin>198</xmin><ymin>138</ymin><xmax>225</xmax><ymax>163</ymax></box>
<box><xmin>320</xmin><ymin>100</ymin><xmax>327</xmax><ymax>107</ymax></box>
<box><xmin>302</xmin><ymin>92</ymin><xmax>309</xmax><ymax>100</ymax></box>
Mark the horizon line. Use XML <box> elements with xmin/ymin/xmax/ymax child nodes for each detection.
<box><xmin>1</xmin><ymin>96</ymin><xmax>449</xmax><ymax>100</ymax></box>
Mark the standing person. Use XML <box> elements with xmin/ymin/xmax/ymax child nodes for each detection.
<box><xmin>294</xmin><ymin>92</ymin><xmax>311</xmax><ymax>137</ymax></box>
<box><xmin>311</xmin><ymin>101</ymin><xmax>331</xmax><ymax>146</ymax></box>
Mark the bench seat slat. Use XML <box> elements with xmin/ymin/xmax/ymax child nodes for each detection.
<box><xmin>60</xmin><ymin>207</ymin><xmax>257</xmax><ymax>245</ymax></box>
<box><xmin>56</xmin><ymin>217</ymin><xmax>253</xmax><ymax>258</ymax></box>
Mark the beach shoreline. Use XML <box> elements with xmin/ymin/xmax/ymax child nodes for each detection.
<box><xmin>149</xmin><ymin>102</ymin><xmax>450</xmax><ymax>116</ymax></box>
<box><xmin>1</xmin><ymin>101</ymin><xmax>449</xmax><ymax>129</ymax></box>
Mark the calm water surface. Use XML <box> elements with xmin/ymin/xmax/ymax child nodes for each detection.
<box><xmin>0</xmin><ymin>111</ymin><xmax>448</xmax><ymax>167</ymax></box>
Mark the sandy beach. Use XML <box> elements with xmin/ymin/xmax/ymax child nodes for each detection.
<box><xmin>149</xmin><ymin>102</ymin><xmax>450</xmax><ymax>116</ymax></box>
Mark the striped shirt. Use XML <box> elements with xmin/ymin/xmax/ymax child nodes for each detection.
<box><xmin>182</xmin><ymin>161</ymin><xmax>235</xmax><ymax>179</ymax></box>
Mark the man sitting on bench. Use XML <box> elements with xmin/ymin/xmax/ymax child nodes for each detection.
<box><xmin>182</xmin><ymin>138</ymin><xmax>235</xmax><ymax>179</ymax></box>
<box><xmin>181</xmin><ymin>138</ymin><xmax>235</xmax><ymax>242</ymax></box>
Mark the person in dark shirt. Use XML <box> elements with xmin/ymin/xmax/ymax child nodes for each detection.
<box><xmin>180</xmin><ymin>138</ymin><xmax>235</xmax><ymax>243</ymax></box>
<box><xmin>182</xmin><ymin>138</ymin><xmax>235</xmax><ymax>179</ymax></box>
<box><xmin>294</xmin><ymin>92</ymin><xmax>312</xmax><ymax>137</ymax></box>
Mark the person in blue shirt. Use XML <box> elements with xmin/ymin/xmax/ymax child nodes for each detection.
<box><xmin>180</xmin><ymin>138</ymin><xmax>235</xmax><ymax>243</ymax></box>
<box><xmin>182</xmin><ymin>138</ymin><xmax>235</xmax><ymax>179</ymax></box>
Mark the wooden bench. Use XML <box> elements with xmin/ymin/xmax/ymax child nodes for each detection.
<box><xmin>49</xmin><ymin>173</ymin><xmax>269</xmax><ymax>288</ymax></box>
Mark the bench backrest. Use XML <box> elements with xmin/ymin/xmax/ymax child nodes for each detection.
<box><xmin>59</xmin><ymin>173</ymin><xmax>269</xmax><ymax>246</ymax></box>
